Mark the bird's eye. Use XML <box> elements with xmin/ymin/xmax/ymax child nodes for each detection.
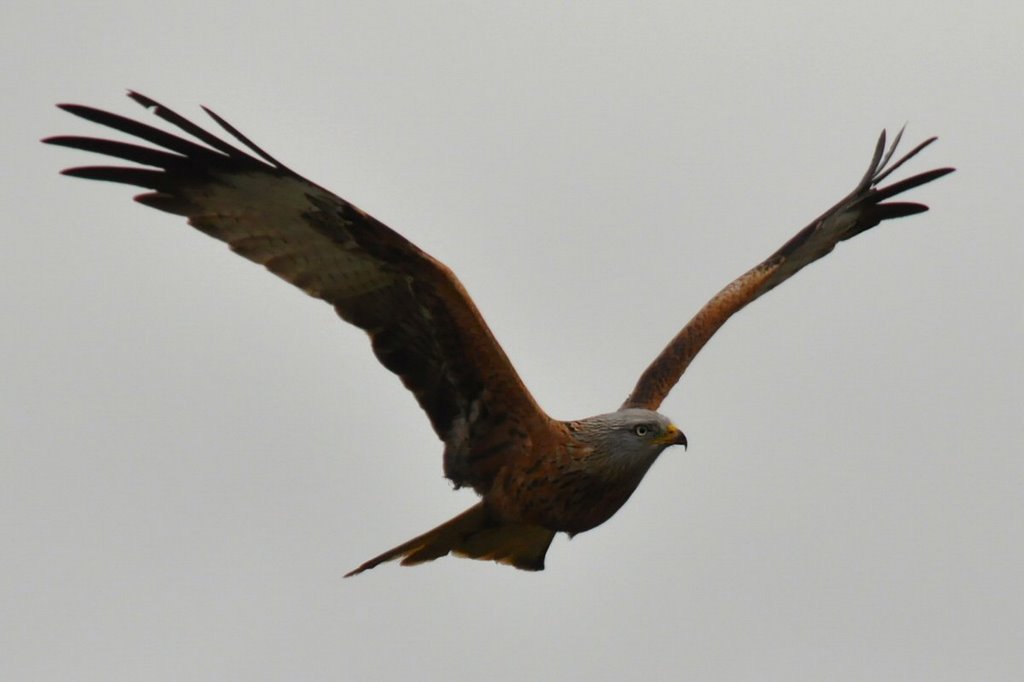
<box><xmin>633</xmin><ymin>424</ymin><xmax>650</xmax><ymax>437</ymax></box>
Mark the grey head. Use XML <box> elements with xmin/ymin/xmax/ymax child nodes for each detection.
<box><xmin>571</xmin><ymin>408</ymin><xmax>687</xmax><ymax>479</ymax></box>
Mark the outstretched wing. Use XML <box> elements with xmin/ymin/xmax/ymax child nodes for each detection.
<box><xmin>44</xmin><ymin>92</ymin><xmax>550</xmax><ymax>490</ymax></box>
<box><xmin>622</xmin><ymin>129</ymin><xmax>954</xmax><ymax>411</ymax></box>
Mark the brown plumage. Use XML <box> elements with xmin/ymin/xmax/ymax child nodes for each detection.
<box><xmin>44</xmin><ymin>93</ymin><xmax>953</xmax><ymax>576</ymax></box>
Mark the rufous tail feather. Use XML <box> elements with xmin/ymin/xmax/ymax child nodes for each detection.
<box><xmin>345</xmin><ymin>502</ymin><xmax>556</xmax><ymax>577</ymax></box>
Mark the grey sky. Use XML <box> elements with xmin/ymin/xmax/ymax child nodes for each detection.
<box><xmin>4</xmin><ymin>2</ymin><xmax>1022</xmax><ymax>680</ymax></box>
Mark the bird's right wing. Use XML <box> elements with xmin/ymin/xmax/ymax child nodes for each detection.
<box><xmin>622</xmin><ymin>129</ymin><xmax>954</xmax><ymax>411</ymax></box>
<box><xmin>44</xmin><ymin>92</ymin><xmax>551</xmax><ymax>490</ymax></box>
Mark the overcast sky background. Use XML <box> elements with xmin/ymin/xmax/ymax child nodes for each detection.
<box><xmin>4</xmin><ymin>2</ymin><xmax>1022</xmax><ymax>680</ymax></box>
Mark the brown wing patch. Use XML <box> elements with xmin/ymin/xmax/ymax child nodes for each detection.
<box><xmin>621</xmin><ymin>262</ymin><xmax>780</xmax><ymax>411</ymax></box>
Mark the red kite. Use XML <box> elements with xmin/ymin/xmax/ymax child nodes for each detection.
<box><xmin>45</xmin><ymin>93</ymin><xmax>953</xmax><ymax>575</ymax></box>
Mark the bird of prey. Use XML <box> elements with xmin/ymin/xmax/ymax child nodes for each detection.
<box><xmin>45</xmin><ymin>92</ymin><xmax>953</xmax><ymax>576</ymax></box>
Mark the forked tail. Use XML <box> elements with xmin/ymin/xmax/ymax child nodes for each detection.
<box><xmin>345</xmin><ymin>502</ymin><xmax>556</xmax><ymax>577</ymax></box>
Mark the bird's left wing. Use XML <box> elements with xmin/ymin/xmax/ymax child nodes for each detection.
<box><xmin>44</xmin><ymin>92</ymin><xmax>551</xmax><ymax>490</ymax></box>
<box><xmin>622</xmin><ymin>130</ymin><xmax>954</xmax><ymax>411</ymax></box>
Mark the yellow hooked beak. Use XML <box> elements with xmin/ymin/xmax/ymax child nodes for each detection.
<box><xmin>654</xmin><ymin>424</ymin><xmax>688</xmax><ymax>449</ymax></box>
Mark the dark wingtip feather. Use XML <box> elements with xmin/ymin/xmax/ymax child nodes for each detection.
<box><xmin>123</xmin><ymin>90</ymin><xmax>258</xmax><ymax>162</ymax></box>
<box><xmin>42</xmin><ymin>135</ymin><xmax>188</xmax><ymax>169</ymax></box>
<box><xmin>55</xmin><ymin>103</ymin><xmax>95</xmax><ymax>117</ymax></box>
<box><xmin>60</xmin><ymin>165</ymin><xmax>167</xmax><ymax>189</ymax></box>
<box><xmin>126</xmin><ymin>90</ymin><xmax>157</xmax><ymax>108</ymax></box>
<box><xmin>133</xmin><ymin>191</ymin><xmax>196</xmax><ymax>216</ymax></box>
<box><xmin>857</xmin><ymin>129</ymin><xmax>888</xmax><ymax>188</ymax></box>
<box><xmin>199</xmin><ymin>105</ymin><xmax>289</xmax><ymax>170</ymax></box>
<box><xmin>49</xmin><ymin>102</ymin><xmax>230</xmax><ymax>161</ymax></box>
<box><xmin>873</xmin><ymin>167</ymin><xmax>955</xmax><ymax>202</ymax></box>
<box><xmin>875</xmin><ymin>202</ymin><xmax>930</xmax><ymax>219</ymax></box>
<box><xmin>873</xmin><ymin>136</ymin><xmax>941</xmax><ymax>185</ymax></box>
<box><xmin>874</xmin><ymin>125</ymin><xmax>905</xmax><ymax>176</ymax></box>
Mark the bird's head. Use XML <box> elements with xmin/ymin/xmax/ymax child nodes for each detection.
<box><xmin>572</xmin><ymin>408</ymin><xmax>687</xmax><ymax>478</ymax></box>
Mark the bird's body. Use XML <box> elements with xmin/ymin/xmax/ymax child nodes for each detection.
<box><xmin>348</xmin><ymin>409</ymin><xmax>684</xmax><ymax>575</ymax></box>
<box><xmin>45</xmin><ymin>93</ymin><xmax>952</xmax><ymax>576</ymax></box>
<box><xmin>489</xmin><ymin>411</ymin><xmax>684</xmax><ymax>535</ymax></box>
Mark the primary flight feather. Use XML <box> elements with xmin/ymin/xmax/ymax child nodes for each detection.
<box><xmin>44</xmin><ymin>92</ymin><xmax>953</xmax><ymax>576</ymax></box>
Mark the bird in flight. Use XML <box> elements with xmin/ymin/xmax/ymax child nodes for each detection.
<box><xmin>45</xmin><ymin>92</ymin><xmax>953</xmax><ymax>576</ymax></box>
